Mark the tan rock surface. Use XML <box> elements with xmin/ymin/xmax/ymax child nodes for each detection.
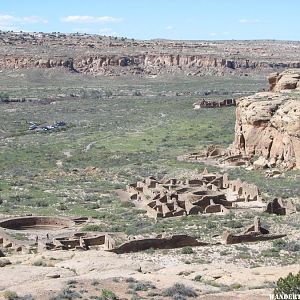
<box><xmin>0</xmin><ymin>249</ymin><xmax>299</xmax><ymax>299</ymax></box>
<box><xmin>231</xmin><ymin>71</ymin><xmax>300</xmax><ymax>169</ymax></box>
<box><xmin>269</xmin><ymin>69</ymin><xmax>300</xmax><ymax>91</ymax></box>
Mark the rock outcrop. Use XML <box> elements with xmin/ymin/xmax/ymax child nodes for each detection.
<box><xmin>268</xmin><ymin>69</ymin><xmax>300</xmax><ymax>91</ymax></box>
<box><xmin>0</xmin><ymin>56</ymin><xmax>75</xmax><ymax>71</ymax></box>
<box><xmin>231</xmin><ymin>70</ymin><xmax>300</xmax><ymax>169</ymax></box>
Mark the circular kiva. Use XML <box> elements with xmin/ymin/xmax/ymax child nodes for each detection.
<box><xmin>0</xmin><ymin>216</ymin><xmax>75</xmax><ymax>231</ymax></box>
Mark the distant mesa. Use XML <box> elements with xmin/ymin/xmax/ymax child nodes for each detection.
<box><xmin>0</xmin><ymin>31</ymin><xmax>300</xmax><ymax>76</ymax></box>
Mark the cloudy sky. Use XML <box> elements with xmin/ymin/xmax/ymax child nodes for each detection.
<box><xmin>0</xmin><ymin>0</ymin><xmax>299</xmax><ymax>40</ymax></box>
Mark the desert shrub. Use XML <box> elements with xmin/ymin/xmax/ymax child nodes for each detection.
<box><xmin>284</xmin><ymin>241</ymin><xmax>300</xmax><ymax>252</ymax></box>
<box><xmin>51</xmin><ymin>288</ymin><xmax>81</xmax><ymax>300</ymax></box>
<box><xmin>91</xmin><ymin>279</ymin><xmax>100</xmax><ymax>285</ymax></box>
<box><xmin>3</xmin><ymin>292</ymin><xmax>33</xmax><ymax>300</ymax></box>
<box><xmin>125</xmin><ymin>277</ymin><xmax>137</xmax><ymax>283</ymax></box>
<box><xmin>120</xmin><ymin>201</ymin><xmax>135</xmax><ymax>208</ymax></box>
<box><xmin>133</xmin><ymin>91</ymin><xmax>142</xmax><ymax>96</ymax></box>
<box><xmin>58</xmin><ymin>203</ymin><xmax>68</xmax><ymax>211</ymax></box>
<box><xmin>274</xmin><ymin>272</ymin><xmax>300</xmax><ymax>297</ymax></box>
<box><xmin>82</xmin><ymin>224</ymin><xmax>102</xmax><ymax>231</ymax></box>
<box><xmin>66</xmin><ymin>279</ymin><xmax>77</xmax><ymax>285</ymax></box>
<box><xmin>193</xmin><ymin>275</ymin><xmax>202</xmax><ymax>282</ymax></box>
<box><xmin>162</xmin><ymin>283</ymin><xmax>197</xmax><ymax>299</ymax></box>
<box><xmin>273</xmin><ymin>239</ymin><xmax>300</xmax><ymax>252</ymax></box>
<box><xmin>0</xmin><ymin>92</ymin><xmax>9</xmax><ymax>102</ymax></box>
<box><xmin>98</xmin><ymin>289</ymin><xmax>118</xmax><ymax>300</ymax></box>
<box><xmin>181</xmin><ymin>247</ymin><xmax>194</xmax><ymax>254</ymax></box>
<box><xmin>11</xmin><ymin>233</ymin><xmax>28</xmax><ymax>241</ymax></box>
<box><xmin>261</xmin><ymin>248</ymin><xmax>280</xmax><ymax>257</ymax></box>
<box><xmin>105</xmin><ymin>90</ymin><xmax>113</xmax><ymax>97</ymax></box>
<box><xmin>128</xmin><ymin>281</ymin><xmax>156</xmax><ymax>291</ymax></box>
<box><xmin>3</xmin><ymin>291</ymin><xmax>18</xmax><ymax>300</ymax></box>
<box><xmin>32</xmin><ymin>259</ymin><xmax>47</xmax><ymax>267</ymax></box>
<box><xmin>206</xmin><ymin>220</ymin><xmax>217</xmax><ymax>229</ymax></box>
<box><xmin>144</xmin><ymin>248</ymin><xmax>155</xmax><ymax>254</ymax></box>
<box><xmin>224</xmin><ymin>219</ymin><xmax>243</xmax><ymax>228</ymax></box>
<box><xmin>17</xmin><ymin>295</ymin><xmax>35</xmax><ymax>300</ymax></box>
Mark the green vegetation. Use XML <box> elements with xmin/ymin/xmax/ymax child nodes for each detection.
<box><xmin>3</xmin><ymin>291</ymin><xmax>18</xmax><ymax>300</ymax></box>
<box><xmin>162</xmin><ymin>283</ymin><xmax>198</xmax><ymax>299</ymax></box>
<box><xmin>82</xmin><ymin>224</ymin><xmax>103</xmax><ymax>232</ymax></box>
<box><xmin>193</xmin><ymin>275</ymin><xmax>202</xmax><ymax>282</ymax></box>
<box><xmin>181</xmin><ymin>246</ymin><xmax>194</xmax><ymax>254</ymax></box>
<box><xmin>127</xmin><ymin>280</ymin><xmax>156</xmax><ymax>292</ymax></box>
<box><xmin>0</xmin><ymin>70</ymin><xmax>299</xmax><ymax>248</ymax></box>
<box><xmin>274</xmin><ymin>271</ymin><xmax>300</xmax><ymax>297</ymax></box>
<box><xmin>99</xmin><ymin>289</ymin><xmax>118</xmax><ymax>300</ymax></box>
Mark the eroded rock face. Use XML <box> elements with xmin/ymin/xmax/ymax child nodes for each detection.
<box><xmin>231</xmin><ymin>71</ymin><xmax>300</xmax><ymax>169</ymax></box>
<box><xmin>0</xmin><ymin>56</ymin><xmax>75</xmax><ymax>71</ymax></box>
<box><xmin>0</xmin><ymin>53</ymin><xmax>300</xmax><ymax>76</ymax></box>
<box><xmin>268</xmin><ymin>69</ymin><xmax>300</xmax><ymax>91</ymax></box>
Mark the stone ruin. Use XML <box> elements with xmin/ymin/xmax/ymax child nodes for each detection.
<box><xmin>178</xmin><ymin>144</ymin><xmax>252</xmax><ymax>168</ymax></box>
<box><xmin>0</xmin><ymin>215</ymin><xmax>211</xmax><ymax>255</ymax></box>
<box><xmin>125</xmin><ymin>169</ymin><xmax>262</xmax><ymax>219</ymax></box>
<box><xmin>0</xmin><ymin>216</ymin><xmax>88</xmax><ymax>255</ymax></box>
<box><xmin>0</xmin><ymin>212</ymin><xmax>290</xmax><ymax>256</ymax></box>
<box><xmin>193</xmin><ymin>98</ymin><xmax>236</xmax><ymax>109</ymax></box>
<box><xmin>109</xmin><ymin>234</ymin><xmax>209</xmax><ymax>254</ymax></box>
<box><xmin>265</xmin><ymin>198</ymin><xmax>297</xmax><ymax>216</ymax></box>
<box><xmin>223</xmin><ymin>217</ymin><xmax>286</xmax><ymax>244</ymax></box>
<box><xmin>0</xmin><ymin>216</ymin><xmax>75</xmax><ymax>230</ymax></box>
<box><xmin>39</xmin><ymin>232</ymin><xmax>116</xmax><ymax>252</ymax></box>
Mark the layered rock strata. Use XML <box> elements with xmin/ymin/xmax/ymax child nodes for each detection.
<box><xmin>231</xmin><ymin>70</ymin><xmax>300</xmax><ymax>169</ymax></box>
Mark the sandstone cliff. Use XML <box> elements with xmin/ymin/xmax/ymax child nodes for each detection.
<box><xmin>231</xmin><ymin>70</ymin><xmax>300</xmax><ymax>169</ymax></box>
<box><xmin>1</xmin><ymin>54</ymin><xmax>300</xmax><ymax>76</ymax></box>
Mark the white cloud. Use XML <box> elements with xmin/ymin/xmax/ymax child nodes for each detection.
<box><xmin>239</xmin><ymin>19</ymin><xmax>260</xmax><ymax>24</ymax></box>
<box><xmin>165</xmin><ymin>25</ymin><xmax>174</xmax><ymax>30</ymax></box>
<box><xmin>61</xmin><ymin>16</ymin><xmax>122</xmax><ymax>24</ymax></box>
<box><xmin>209</xmin><ymin>32</ymin><xmax>217</xmax><ymax>37</ymax></box>
<box><xmin>22</xmin><ymin>16</ymin><xmax>48</xmax><ymax>24</ymax></box>
<box><xmin>0</xmin><ymin>14</ymin><xmax>48</xmax><ymax>25</ymax></box>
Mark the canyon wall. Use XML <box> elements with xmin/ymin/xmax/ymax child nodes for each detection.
<box><xmin>1</xmin><ymin>54</ymin><xmax>300</xmax><ymax>75</ymax></box>
<box><xmin>231</xmin><ymin>70</ymin><xmax>300</xmax><ymax>169</ymax></box>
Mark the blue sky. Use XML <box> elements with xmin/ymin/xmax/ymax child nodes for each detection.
<box><xmin>0</xmin><ymin>0</ymin><xmax>299</xmax><ymax>40</ymax></box>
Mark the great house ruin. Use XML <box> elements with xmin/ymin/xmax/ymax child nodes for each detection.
<box><xmin>124</xmin><ymin>169</ymin><xmax>264</xmax><ymax>219</ymax></box>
